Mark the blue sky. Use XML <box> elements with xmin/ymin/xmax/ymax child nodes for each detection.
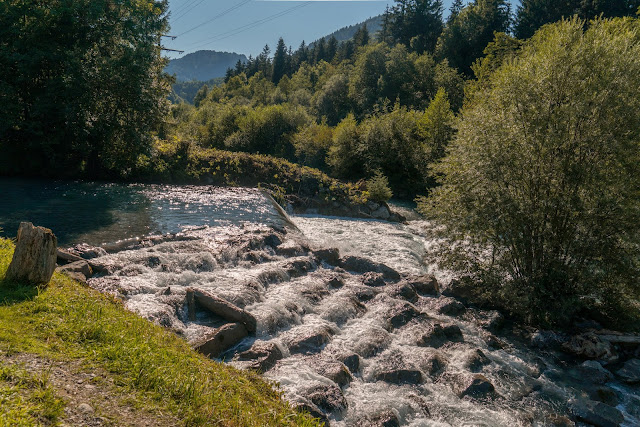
<box><xmin>164</xmin><ymin>0</ymin><xmax>456</xmax><ymax>59</ymax></box>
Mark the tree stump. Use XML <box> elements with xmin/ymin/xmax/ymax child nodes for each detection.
<box><xmin>5</xmin><ymin>222</ymin><xmax>57</xmax><ymax>286</ymax></box>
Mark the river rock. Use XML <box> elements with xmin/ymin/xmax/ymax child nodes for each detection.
<box><xmin>283</xmin><ymin>258</ymin><xmax>315</xmax><ymax>278</ymax></box>
<box><xmin>194</xmin><ymin>323</ymin><xmax>248</xmax><ymax>358</ymax></box>
<box><xmin>313</xmin><ymin>248</ymin><xmax>340</xmax><ymax>266</ymax></box>
<box><xmin>571</xmin><ymin>361</ymin><xmax>614</xmax><ymax>385</ymax></box>
<box><xmin>361</xmin><ymin>272</ymin><xmax>387</xmax><ymax>287</ymax></box>
<box><xmin>57</xmin><ymin>260</ymin><xmax>93</xmax><ymax>282</ymax></box>
<box><xmin>326</xmin><ymin>274</ymin><xmax>345</xmax><ymax>289</ymax></box>
<box><xmin>420</xmin><ymin>352</ymin><xmax>448</xmax><ymax>378</ymax></box>
<box><xmin>407</xmin><ymin>275</ymin><xmax>439</xmax><ymax>296</ymax></box>
<box><xmin>435</xmin><ymin>297</ymin><xmax>466</xmax><ymax>316</ymax></box>
<box><xmin>464</xmin><ymin>349</ymin><xmax>491</xmax><ymax>373</ymax></box>
<box><xmin>375</xmin><ymin>368</ymin><xmax>423</xmax><ymax>385</ymax></box>
<box><xmin>569</xmin><ymin>399</ymin><xmax>624</xmax><ymax>427</ymax></box>
<box><xmin>453</xmin><ymin>373</ymin><xmax>497</xmax><ymax>399</ymax></box>
<box><xmin>371</xmin><ymin>205</ymin><xmax>391</xmax><ymax>220</ymax></box>
<box><xmin>563</xmin><ymin>333</ymin><xmax>614</xmax><ymax>360</ymax></box>
<box><xmin>339</xmin><ymin>256</ymin><xmax>401</xmax><ymax>281</ymax></box>
<box><xmin>386</xmin><ymin>282</ymin><xmax>418</xmax><ymax>302</ymax></box>
<box><xmin>235</xmin><ymin>341</ymin><xmax>283</xmax><ymax>372</ymax></box>
<box><xmin>315</xmin><ymin>360</ymin><xmax>353</xmax><ymax>387</ymax></box>
<box><xmin>275</xmin><ymin>241</ymin><xmax>306</xmax><ymax>257</ymax></box>
<box><xmin>357</xmin><ymin>410</ymin><xmax>400</xmax><ymax>427</ymax></box>
<box><xmin>441</xmin><ymin>277</ymin><xmax>478</xmax><ymax>304</ymax></box>
<box><xmin>351</xmin><ymin>327</ymin><xmax>391</xmax><ymax>357</ymax></box>
<box><xmin>387</xmin><ymin>301</ymin><xmax>422</xmax><ymax>329</ymax></box>
<box><xmin>285</xmin><ymin>326</ymin><xmax>333</xmax><ymax>355</ymax></box>
<box><xmin>580</xmin><ymin>385</ymin><xmax>619</xmax><ymax>407</ymax></box>
<box><xmin>337</xmin><ymin>352</ymin><xmax>361</xmax><ymax>374</ymax></box>
<box><xmin>353</xmin><ymin>285</ymin><xmax>379</xmax><ymax>302</ymax></box>
<box><xmin>615</xmin><ymin>358</ymin><xmax>640</xmax><ymax>384</ymax></box>
<box><xmin>5</xmin><ymin>222</ymin><xmax>58</xmax><ymax>286</ymax></box>
<box><xmin>417</xmin><ymin>323</ymin><xmax>463</xmax><ymax>348</ymax></box>
<box><xmin>68</xmin><ymin>243</ymin><xmax>107</xmax><ymax>259</ymax></box>
<box><xmin>302</xmin><ymin>384</ymin><xmax>348</xmax><ymax>414</ymax></box>
<box><xmin>187</xmin><ymin>288</ymin><xmax>257</xmax><ymax>333</ymax></box>
<box><xmin>294</xmin><ymin>402</ymin><xmax>329</xmax><ymax>425</ymax></box>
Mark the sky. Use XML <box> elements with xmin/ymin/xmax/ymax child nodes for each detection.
<box><xmin>163</xmin><ymin>0</ymin><xmax>456</xmax><ymax>59</ymax></box>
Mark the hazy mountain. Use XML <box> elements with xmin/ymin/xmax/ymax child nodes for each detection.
<box><xmin>166</xmin><ymin>50</ymin><xmax>247</xmax><ymax>82</ymax></box>
<box><xmin>314</xmin><ymin>15</ymin><xmax>385</xmax><ymax>45</ymax></box>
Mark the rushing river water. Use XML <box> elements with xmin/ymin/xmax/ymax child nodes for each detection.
<box><xmin>1</xmin><ymin>179</ymin><xmax>638</xmax><ymax>426</ymax></box>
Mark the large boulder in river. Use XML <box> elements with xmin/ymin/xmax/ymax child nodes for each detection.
<box><xmin>452</xmin><ymin>373</ymin><xmax>497</xmax><ymax>399</ymax></box>
<box><xmin>616</xmin><ymin>358</ymin><xmax>640</xmax><ymax>384</ymax></box>
<box><xmin>569</xmin><ymin>399</ymin><xmax>624</xmax><ymax>427</ymax></box>
<box><xmin>339</xmin><ymin>256</ymin><xmax>401</xmax><ymax>281</ymax></box>
<box><xmin>194</xmin><ymin>323</ymin><xmax>248</xmax><ymax>358</ymax></box>
<box><xmin>5</xmin><ymin>222</ymin><xmax>57</xmax><ymax>286</ymax></box>
<box><xmin>235</xmin><ymin>341</ymin><xmax>283</xmax><ymax>372</ymax></box>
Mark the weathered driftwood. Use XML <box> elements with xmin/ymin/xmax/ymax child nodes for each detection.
<box><xmin>186</xmin><ymin>288</ymin><xmax>257</xmax><ymax>333</ymax></box>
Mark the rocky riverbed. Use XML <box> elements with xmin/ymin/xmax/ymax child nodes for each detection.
<box><xmin>54</xmin><ymin>210</ymin><xmax>639</xmax><ymax>426</ymax></box>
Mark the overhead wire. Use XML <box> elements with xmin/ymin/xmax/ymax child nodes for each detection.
<box><xmin>172</xmin><ymin>0</ymin><xmax>208</xmax><ymax>23</ymax></box>
<box><xmin>176</xmin><ymin>0</ymin><xmax>253</xmax><ymax>37</ymax></box>
<box><xmin>170</xmin><ymin>0</ymin><xmax>199</xmax><ymax>17</ymax></box>
<box><xmin>186</xmin><ymin>2</ymin><xmax>312</xmax><ymax>51</ymax></box>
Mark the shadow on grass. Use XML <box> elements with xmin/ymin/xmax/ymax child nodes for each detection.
<box><xmin>0</xmin><ymin>278</ymin><xmax>40</xmax><ymax>305</ymax></box>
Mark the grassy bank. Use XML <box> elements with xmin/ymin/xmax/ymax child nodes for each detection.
<box><xmin>135</xmin><ymin>141</ymin><xmax>369</xmax><ymax>208</ymax></box>
<box><xmin>0</xmin><ymin>238</ymin><xmax>320</xmax><ymax>426</ymax></box>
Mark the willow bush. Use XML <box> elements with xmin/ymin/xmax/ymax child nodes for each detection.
<box><xmin>420</xmin><ymin>17</ymin><xmax>640</xmax><ymax>327</ymax></box>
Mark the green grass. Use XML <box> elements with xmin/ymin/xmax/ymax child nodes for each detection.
<box><xmin>0</xmin><ymin>364</ymin><xmax>65</xmax><ymax>426</ymax></box>
<box><xmin>0</xmin><ymin>238</ymin><xmax>320</xmax><ymax>426</ymax></box>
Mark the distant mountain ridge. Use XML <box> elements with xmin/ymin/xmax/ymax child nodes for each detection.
<box><xmin>166</xmin><ymin>50</ymin><xmax>247</xmax><ymax>82</ymax></box>
<box><xmin>313</xmin><ymin>15</ymin><xmax>384</xmax><ymax>45</ymax></box>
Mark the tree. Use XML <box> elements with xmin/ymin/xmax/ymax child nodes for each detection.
<box><xmin>0</xmin><ymin>0</ymin><xmax>171</xmax><ymax>177</ymax></box>
<box><xmin>354</xmin><ymin>24</ymin><xmax>371</xmax><ymax>47</ymax></box>
<box><xmin>272</xmin><ymin>38</ymin><xmax>288</xmax><ymax>84</ymax></box>
<box><xmin>193</xmin><ymin>85</ymin><xmax>210</xmax><ymax>108</ymax></box>
<box><xmin>435</xmin><ymin>0</ymin><xmax>511</xmax><ymax>76</ymax></box>
<box><xmin>387</xmin><ymin>0</ymin><xmax>445</xmax><ymax>53</ymax></box>
<box><xmin>421</xmin><ymin>18</ymin><xmax>640</xmax><ymax>326</ymax></box>
<box><xmin>515</xmin><ymin>0</ymin><xmax>640</xmax><ymax>39</ymax></box>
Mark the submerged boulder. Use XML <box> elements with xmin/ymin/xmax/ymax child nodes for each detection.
<box><xmin>616</xmin><ymin>359</ymin><xmax>640</xmax><ymax>384</ymax></box>
<box><xmin>417</xmin><ymin>323</ymin><xmax>464</xmax><ymax>348</ymax></box>
<box><xmin>357</xmin><ymin>410</ymin><xmax>401</xmax><ymax>427</ymax></box>
<box><xmin>453</xmin><ymin>373</ymin><xmax>497</xmax><ymax>399</ymax></box>
<box><xmin>5</xmin><ymin>222</ymin><xmax>57</xmax><ymax>286</ymax></box>
<box><xmin>235</xmin><ymin>341</ymin><xmax>283</xmax><ymax>372</ymax></box>
<box><xmin>302</xmin><ymin>384</ymin><xmax>348</xmax><ymax>414</ymax></box>
<box><xmin>339</xmin><ymin>256</ymin><xmax>401</xmax><ymax>281</ymax></box>
<box><xmin>570</xmin><ymin>399</ymin><xmax>624</xmax><ymax>427</ymax></box>
<box><xmin>407</xmin><ymin>275</ymin><xmax>439</xmax><ymax>296</ymax></box>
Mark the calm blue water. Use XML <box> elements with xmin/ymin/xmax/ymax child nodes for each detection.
<box><xmin>0</xmin><ymin>178</ymin><xmax>283</xmax><ymax>246</ymax></box>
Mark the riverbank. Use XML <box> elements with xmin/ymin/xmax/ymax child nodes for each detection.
<box><xmin>0</xmin><ymin>238</ymin><xmax>320</xmax><ymax>426</ymax></box>
<box><xmin>134</xmin><ymin>142</ymin><xmax>404</xmax><ymax>221</ymax></box>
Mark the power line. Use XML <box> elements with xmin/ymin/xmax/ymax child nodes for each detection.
<box><xmin>171</xmin><ymin>0</ymin><xmax>199</xmax><ymax>17</ymax></box>
<box><xmin>176</xmin><ymin>0</ymin><xmax>253</xmax><ymax>37</ymax></box>
<box><xmin>187</xmin><ymin>2</ymin><xmax>312</xmax><ymax>51</ymax></box>
<box><xmin>173</xmin><ymin>0</ymin><xmax>207</xmax><ymax>23</ymax></box>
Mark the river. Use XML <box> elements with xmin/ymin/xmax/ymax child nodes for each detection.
<box><xmin>1</xmin><ymin>179</ymin><xmax>638</xmax><ymax>426</ymax></box>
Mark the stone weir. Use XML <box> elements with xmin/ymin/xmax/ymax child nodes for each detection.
<box><xmin>52</xmin><ymin>221</ymin><xmax>640</xmax><ymax>427</ymax></box>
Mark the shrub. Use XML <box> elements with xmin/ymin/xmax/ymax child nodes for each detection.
<box><xmin>367</xmin><ymin>171</ymin><xmax>393</xmax><ymax>203</ymax></box>
<box><xmin>420</xmin><ymin>18</ymin><xmax>640</xmax><ymax>328</ymax></box>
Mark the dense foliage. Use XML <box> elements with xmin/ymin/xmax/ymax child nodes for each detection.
<box><xmin>0</xmin><ymin>0</ymin><xmax>171</xmax><ymax>177</ymax></box>
<box><xmin>420</xmin><ymin>18</ymin><xmax>640</xmax><ymax>327</ymax></box>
